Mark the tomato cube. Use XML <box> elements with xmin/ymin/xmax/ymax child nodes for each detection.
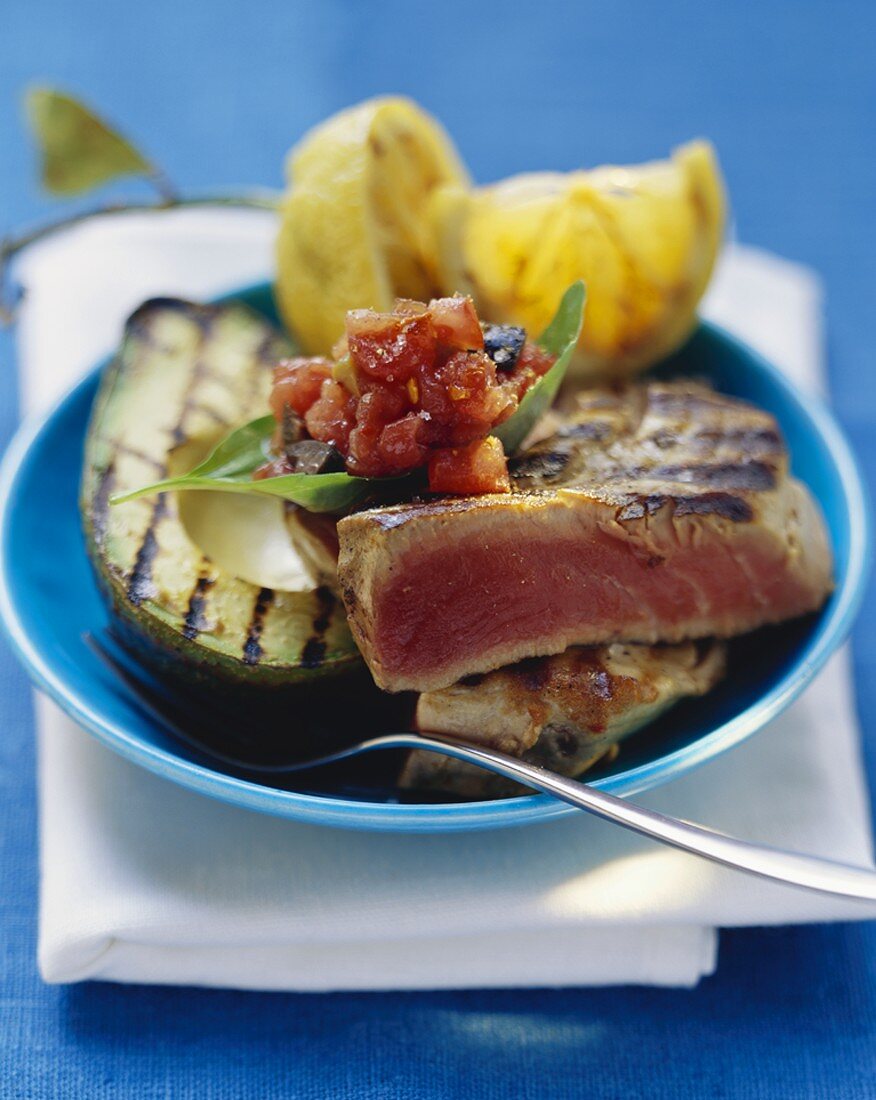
<box><xmin>429</xmin><ymin>296</ymin><xmax>484</xmax><ymax>351</ymax></box>
<box><xmin>346</xmin><ymin>310</ymin><xmax>436</xmax><ymax>382</ymax></box>
<box><xmin>270</xmin><ymin>358</ymin><xmax>333</xmax><ymax>419</ymax></box>
<box><xmin>428</xmin><ymin>436</ymin><xmax>511</xmax><ymax>495</ymax></box>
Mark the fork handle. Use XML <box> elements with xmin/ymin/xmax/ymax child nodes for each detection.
<box><xmin>361</xmin><ymin>733</ymin><xmax>876</xmax><ymax>903</ymax></box>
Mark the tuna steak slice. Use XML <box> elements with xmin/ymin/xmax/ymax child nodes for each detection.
<box><xmin>401</xmin><ymin>640</ymin><xmax>726</xmax><ymax>799</ymax></box>
<box><xmin>337</xmin><ymin>381</ymin><xmax>833</xmax><ymax>692</ymax></box>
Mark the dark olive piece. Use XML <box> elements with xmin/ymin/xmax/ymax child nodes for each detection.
<box><xmin>285</xmin><ymin>440</ymin><xmax>346</xmax><ymax>475</ymax></box>
<box><xmin>281</xmin><ymin>405</ymin><xmax>307</xmax><ymax>450</ymax></box>
<box><xmin>482</xmin><ymin>323</ymin><xmax>526</xmax><ymax>370</ymax></box>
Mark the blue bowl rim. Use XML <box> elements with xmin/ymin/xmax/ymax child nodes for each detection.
<box><xmin>0</xmin><ymin>305</ymin><xmax>870</xmax><ymax>831</ymax></box>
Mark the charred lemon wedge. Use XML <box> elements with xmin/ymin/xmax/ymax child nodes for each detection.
<box><xmin>431</xmin><ymin>140</ymin><xmax>725</xmax><ymax>379</ymax></box>
<box><xmin>275</xmin><ymin>96</ymin><xmax>470</xmax><ymax>355</ymax></box>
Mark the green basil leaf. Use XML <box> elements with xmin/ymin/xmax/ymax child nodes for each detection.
<box><xmin>110</xmin><ymin>415</ymin><xmax>374</xmax><ymax>514</ymax></box>
<box><xmin>208</xmin><ymin>470</ymin><xmax>375</xmax><ymax>513</ymax></box>
<box><xmin>26</xmin><ymin>86</ymin><xmax>155</xmax><ymax>196</ymax></box>
<box><xmin>184</xmin><ymin>415</ymin><xmax>276</xmax><ymax>479</ymax></box>
<box><xmin>492</xmin><ymin>280</ymin><xmax>586</xmax><ymax>455</ymax></box>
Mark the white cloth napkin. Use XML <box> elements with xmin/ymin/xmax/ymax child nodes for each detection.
<box><xmin>13</xmin><ymin>210</ymin><xmax>875</xmax><ymax>991</ymax></box>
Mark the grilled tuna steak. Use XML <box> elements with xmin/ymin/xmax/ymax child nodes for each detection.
<box><xmin>338</xmin><ymin>380</ymin><xmax>833</xmax><ymax>692</ymax></box>
<box><xmin>401</xmin><ymin>639</ymin><xmax>726</xmax><ymax>798</ymax></box>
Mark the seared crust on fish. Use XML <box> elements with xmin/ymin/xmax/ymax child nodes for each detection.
<box><xmin>338</xmin><ymin>381</ymin><xmax>833</xmax><ymax>692</ymax></box>
<box><xmin>401</xmin><ymin>639</ymin><xmax>726</xmax><ymax>798</ymax></box>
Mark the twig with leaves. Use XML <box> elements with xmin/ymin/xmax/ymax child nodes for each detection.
<box><xmin>0</xmin><ymin>86</ymin><xmax>280</xmax><ymax>325</ymax></box>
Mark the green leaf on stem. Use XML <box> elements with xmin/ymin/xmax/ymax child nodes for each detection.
<box><xmin>25</xmin><ymin>86</ymin><xmax>159</xmax><ymax>197</ymax></box>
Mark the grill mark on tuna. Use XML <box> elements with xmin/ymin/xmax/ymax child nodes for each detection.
<box><xmin>613</xmin><ymin>460</ymin><xmax>777</xmax><ymax>491</ymax></box>
<box><xmin>242</xmin><ymin>587</ymin><xmax>275</xmax><ymax>665</ymax></box>
<box><xmin>92</xmin><ymin>463</ymin><xmax>116</xmax><ymax>548</ymax></box>
<box><xmin>555</xmin><ymin>420</ymin><xmax>614</xmax><ymax>442</ymax></box>
<box><xmin>579</xmin><ymin>392</ymin><xmax>625</xmax><ymax>410</ymax></box>
<box><xmin>649</xmin><ymin>390</ymin><xmax>747</xmax><ymax>414</ymax></box>
<box><xmin>510</xmin><ymin>450</ymin><xmax>572</xmax><ymax>482</ymax></box>
<box><xmin>300</xmin><ymin>585</ymin><xmax>337</xmax><ymax>669</ymax></box>
<box><xmin>674</xmin><ymin>493</ymin><xmax>754</xmax><ymax>522</ymax></box>
<box><xmin>513</xmin><ymin>656</ymin><xmax>552</xmax><ymax>693</ymax></box>
<box><xmin>616</xmin><ymin>490</ymin><xmax>754</xmax><ymax>523</ymax></box>
<box><xmin>460</xmin><ymin>673</ymin><xmax>486</xmax><ymax>687</ymax></box>
<box><xmin>615</xmin><ymin>495</ymin><xmax>668</xmax><ymax>521</ymax></box>
<box><xmin>691</xmin><ymin>426</ymin><xmax>782</xmax><ymax>449</ymax></box>
<box><xmin>126</xmin><ymin>495</ymin><xmax>168</xmax><ymax>606</ymax></box>
<box><xmin>182</xmin><ymin>569</ymin><xmax>216</xmax><ymax>640</ymax></box>
<box><xmin>651</xmin><ymin>461</ymin><xmax>776</xmax><ymax>490</ymax></box>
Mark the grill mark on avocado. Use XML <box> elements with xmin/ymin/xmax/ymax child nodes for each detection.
<box><xmin>92</xmin><ymin>463</ymin><xmax>116</xmax><ymax>548</ymax></box>
<box><xmin>126</xmin><ymin>495</ymin><xmax>169</xmax><ymax>606</ymax></box>
<box><xmin>243</xmin><ymin>331</ymin><xmax>283</xmax><ymax>410</ymax></box>
<box><xmin>240</xmin><ymin>332</ymin><xmax>280</xmax><ymax>413</ymax></box>
<box><xmin>101</xmin><ymin>440</ymin><xmax>165</xmax><ymax>472</ymax></box>
<box><xmin>242</xmin><ymin>587</ymin><xmax>275</xmax><ymax>665</ymax></box>
<box><xmin>125</xmin><ymin>298</ymin><xmax>213</xmax><ymax>352</ymax></box>
<box><xmin>171</xmin><ymin>378</ymin><xmax>210</xmax><ymax>444</ymax></box>
<box><xmin>300</xmin><ymin>585</ymin><xmax>336</xmax><ymax>669</ymax></box>
<box><xmin>178</xmin><ymin>399</ymin><xmax>231</xmax><ymax>430</ymax></box>
<box><xmin>126</xmin><ymin>315</ymin><xmax>214</xmax><ymax>603</ymax></box>
<box><xmin>167</xmin><ymin>314</ymin><xmax>223</xmax><ymax>447</ymax></box>
<box><xmin>182</xmin><ymin>570</ymin><xmax>216</xmax><ymax>640</ymax></box>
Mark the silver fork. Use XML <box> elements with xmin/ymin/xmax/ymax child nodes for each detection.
<box><xmin>84</xmin><ymin>631</ymin><xmax>876</xmax><ymax>904</ymax></box>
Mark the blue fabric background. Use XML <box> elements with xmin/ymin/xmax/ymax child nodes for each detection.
<box><xmin>2</xmin><ymin>1</ymin><xmax>876</xmax><ymax>1095</ymax></box>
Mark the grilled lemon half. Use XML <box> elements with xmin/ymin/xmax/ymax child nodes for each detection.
<box><xmin>430</xmin><ymin>141</ymin><xmax>726</xmax><ymax>379</ymax></box>
<box><xmin>275</xmin><ymin>96</ymin><xmax>469</xmax><ymax>355</ymax></box>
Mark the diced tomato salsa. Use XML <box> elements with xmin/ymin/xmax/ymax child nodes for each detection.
<box><xmin>265</xmin><ymin>295</ymin><xmax>554</xmax><ymax>495</ymax></box>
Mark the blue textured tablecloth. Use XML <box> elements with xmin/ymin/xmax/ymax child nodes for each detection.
<box><xmin>2</xmin><ymin>1</ymin><xmax>876</xmax><ymax>1095</ymax></box>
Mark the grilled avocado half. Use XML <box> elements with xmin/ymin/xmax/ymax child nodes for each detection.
<box><xmin>81</xmin><ymin>297</ymin><xmax>364</xmax><ymax>696</ymax></box>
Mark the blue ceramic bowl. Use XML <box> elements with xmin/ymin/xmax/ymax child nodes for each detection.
<box><xmin>0</xmin><ymin>284</ymin><xmax>870</xmax><ymax>831</ymax></box>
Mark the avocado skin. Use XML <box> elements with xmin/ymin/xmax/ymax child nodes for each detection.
<box><xmin>91</xmin><ymin>565</ymin><xmax>361</xmax><ymax>693</ymax></box>
<box><xmin>81</xmin><ymin>296</ymin><xmax>365</xmax><ymax>703</ymax></box>
<box><xmin>102</xmin><ymin>601</ymin><xmax>411</xmax><ymax>761</ymax></box>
